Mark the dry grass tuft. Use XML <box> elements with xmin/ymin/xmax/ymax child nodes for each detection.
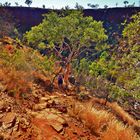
<box><xmin>0</xmin><ymin>68</ymin><xmax>32</xmax><ymax>100</ymax></box>
<box><xmin>70</xmin><ymin>101</ymin><xmax>139</xmax><ymax>140</ymax></box>
<box><xmin>92</xmin><ymin>97</ymin><xmax>139</xmax><ymax>127</ymax></box>
<box><xmin>101</xmin><ymin>120</ymin><xmax>139</xmax><ymax>140</ymax></box>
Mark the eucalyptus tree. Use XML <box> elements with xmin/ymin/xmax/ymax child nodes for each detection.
<box><xmin>25</xmin><ymin>11</ymin><xmax>107</xmax><ymax>86</ymax></box>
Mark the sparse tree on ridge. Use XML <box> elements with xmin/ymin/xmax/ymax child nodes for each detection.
<box><xmin>15</xmin><ymin>2</ymin><xmax>19</xmax><ymax>6</ymax></box>
<box><xmin>128</xmin><ymin>2</ymin><xmax>135</xmax><ymax>7</ymax></box>
<box><xmin>64</xmin><ymin>5</ymin><xmax>70</xmax><ymax>10</ymax></box>
<box><xmin>75</xmin><ymin>2</ymin><xmax>84</xmax><ymax>10</ymax></box>
<box><xmin>43</xmin><ymin>5</ymin><xmax>45</xmax><ymax>9</ymax></box>
<box><xmin>3</xmin><ymin>2</ymin><xmax>11</xmax><ymax>7</ymax></box>
<box><xmin>87</xmin><ymin>3</ymin><xmax>99</xmax><ymax>9</ymax></box>
<box><xmin>104</xmin><ymin>5</ymin><xmax>108</xmax><ymax>9</ymax></box>
<box><xmin>25</xmin><ymin>0</ymin><xmax>32</xmax><ymax>7</ymax></box>
<box><xmin>124</xmin><ymin>1</ymin><xmax>129</xmax><ymax>7</ymax></box>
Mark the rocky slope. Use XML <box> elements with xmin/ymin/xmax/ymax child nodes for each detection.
<box><xmin>0</xmin><ymin>37</ymin><xmax>139</xmax><ymax>140</ymax></box>
<box><xmin>0</xmin><ymin>82</ymin><xmax>139</xmax><ymax>140</ymax></box>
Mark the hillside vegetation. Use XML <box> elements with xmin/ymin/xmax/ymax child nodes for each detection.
<box><xmin>0</xmin><ymin>9</ymin><xmax>139</xmax><ymax>140</ymax></box>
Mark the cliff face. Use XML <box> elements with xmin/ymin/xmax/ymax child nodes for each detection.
<box><xmin>0</xmin><ymin>7</ymin><xmax>140</xmax><ymax>32</ymax></box>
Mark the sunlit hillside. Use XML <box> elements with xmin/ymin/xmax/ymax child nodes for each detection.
<box><xmin>0</xmin><ymin>3</ymin><xmax>139</xmax><ymax>140</ymax></box>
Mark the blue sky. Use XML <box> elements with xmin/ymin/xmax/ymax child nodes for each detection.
<box><xmin>0</xmin><ymin>0</ymin><xmax>139</xmax><ymax>9</ymax></box>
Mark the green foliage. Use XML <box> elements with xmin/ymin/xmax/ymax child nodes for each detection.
<box><xmin>79</xmin><ymin>12</ymin><xmax>140</xmax><ymax>101</ymax></box>
<box><xmin>114</xmin><ymin>13</ymin><xmax>140</xmax><ymax>99</ymax></box>
<box><xmin>38</xmin><ymin>42</ymin><xmax>46</xmax><ymax>50</ymax></box>
<box><xmin>0</xmin><ymin>45</ymin><xmax>54</xmax><ymax>75</ymax></box>
<box><xmin>75</xmin><ymin>2</ymin><xmax>84</xmax><ymax>10</ymax></box>
<box><xmin>89</xmin><ymin>51</ymin><xmax>112</xmax><ymax>77</ymax></box>
<box><xmin>31</xmin><ymin>51</ymin><xmax>54</xmax><ymax>73</ymax></box>
<box><xmin>24</xmin><ymin>11</ymin><xmax>107</xmax><ymax>62</ymax></box>
<box><xmin>122</xmin><ymin>12</ymin><xmax>140</xmax><ymax>45</ymax></box>
<box><xmin>73</xmin><ymin>58</ymin><xmax>90</xmax><ymax>75</ymax></box>
<box><xmin>72</xmin><ymin>58</ymin><xmax>91</xmax><ymax>85</ymax></box>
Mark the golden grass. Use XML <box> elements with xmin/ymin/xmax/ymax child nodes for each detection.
<box><xmin>0</xmin><ymin>68</ymin><xmax>32</xmax><ymax>99</ymax></box>
<box><xmin>91</xmin><ymin>97</ymin><xmax>139</xmax><ymax>127</ymax></box>
<box><xmin>70</xmin><ymin>101</ymin><xmax>139</xmax><ymax>140</ymax></box>
<box><xmin>101</xmin><ymin>120</ymin><xmax>139</xmax><ymax>140</ymax></box>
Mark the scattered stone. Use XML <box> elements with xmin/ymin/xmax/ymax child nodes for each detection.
<box><xmin>56</xmin><ymin>105</ymin><xmax>67</xmax><ymax>113</ymax></box>
<box><xmin>20</xmin><ymin>118</ymin><xmax>30</xmax><ymax>129</ymax></box>
<box><xmin>46</xmin><ymin>114</ymin><xmax>58</xmax><ymax>120</ymax></box>
<box><xmin>33</xmin><ymin>103</ymin><xmax>47</xmax><ymax>111</ymax></box>
<box><xmin>0</xmin><ymin>101</ymin><xmax>6</xmax><ymax>113</ymax></box>
<box><xmin>20</xmin><ymin>118</ymin><xmax>30</xmax><ymax>127</ymax></box>
<box><xmin>12</xmin><ymin>122</ymin><xmax>19</xmax><ymax>132</ymax></box>
<box><xmin>40</xmin><ymin>97</ymin><xmax>51</xmax><ymax>102</ymax></box>
<box><xmin>50</xmin><ymin>122</ymin><xmax>63</xmax><ymax>132</ymax></box>
<box><xmin>0</xmin><ymin>114</ymin><xmax>4</xmax><ymax>119</ymax></box>
<box><xmin>6</xmin><ymin>106</ymin><xmax>11</xmax><ymax>112</ymax></box>
<box><xmin>56</xmin><ymin>117</ymin><xmax>66</xmax><ymax>125</ymax></box>
<box><xmin>48</xmin><ymin>100</ymin><xmax>54</xmax><ymax>104</ymax></box>
<box><xmin>0</xmin><ymin>84</ymin><xmax>6</xmax><ymax>92</ymax></box>
<box><xmin>32</xmin><ymin>93</ymin><xmax>38</xmax><ymax>98</ymax></box>
<box><xmin>2</xmin><ymin>112</ymin><xmax>16</xmax><ymax>129</ymax></box>
<box><xmin>50</xmin><ymin>135</ymin><xmax>62</xmax><ymax>140</ymax></box>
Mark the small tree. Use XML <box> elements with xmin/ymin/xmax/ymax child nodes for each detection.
<box><xmin>3</xmin><ymin>2</ymin><xmax>11</xmax><ymax>7</ymax></box>
<box><xmin>42</xmin><ymin>5</ymin><xmax>45</xmax><ymax>9</ymax></box>
<box><xmin>25</xmin><ymin>11</ymin><xmax>107</xmax><ymax>86</ymax></box>
<box><xmin>124</xmin><ymin>1</ymin><xmax>129</xmax><ymax>7</ymax></box>
<box><xmin>15</xmin><ymin>2</ymin><xmax>19</xmax><ymax>6</ymax></box>
<box><xmin>128</xmin><ymin>2</ymin><xmax>135</xmax><ymax>7</ymax></box>
<box><xmin>75</xmin><ymin>2</ymin><xmax>84</xmax><ymax>10</ymax></box>
<box><xmin>25</xmin><ymin>0</ymin><xmax>32</xmax><ymax>7</ymax></box>
<box><xmin>104</xmin><ymin>5</ymin><xmax>108</xmax><ymax>9</ymax></box>
<box><xmin>87</xmin><ymin>3</ymin><xmax>99</xmax><ymax>9</ymax></box>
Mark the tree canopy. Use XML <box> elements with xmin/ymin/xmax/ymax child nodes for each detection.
<box><xmin>25</xmin><ymin>0</ymin><xmax>32</xmax><ymax>7</ymax></box>
<box><xmin>25</xmin><ymin>11</ymin><xmax>107</xmax><ymax>64</ymax></box>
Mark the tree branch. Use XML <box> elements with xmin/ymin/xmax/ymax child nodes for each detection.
<box><xmin>64</xmin><ymin>41</ymin><xmax>72</xmax><ymax>52</ymax></box>
<box><xmin>53</xmin><ymin>46</ymin><xmax>63</xmax><ymax>59</ymax></box>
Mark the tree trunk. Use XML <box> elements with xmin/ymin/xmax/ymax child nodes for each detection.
<box><xmin>64</xmin><ymin>63</ymin><xmax>71</xmax><ymax>89</ymax></box>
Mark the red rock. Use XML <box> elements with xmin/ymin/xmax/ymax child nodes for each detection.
<box><xmin>50</xmin><ymin>122</ymin><xmax>63</xmax><ymax>132</ymax></box>
<box><xmin>32</xmin><ymin>118</ymin><xmax>65</xmax><ymax>140</ymax></box>
<box><xmin>2</xmin><ymin>112</ymin><xmax>16</xmax><ymax>129</ymax></box>
<box><xmin>33</xmin><ymin>103</ymin><xmax>47</xmax><ymax>111</ymax></box>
